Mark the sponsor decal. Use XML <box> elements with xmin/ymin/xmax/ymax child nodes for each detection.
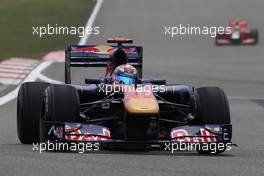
<box><xmin>65</xmin><ymin>125</ymin><xmax>111</xmax><ymax>141</ymax></box>
<box><xmin>48</xmin><ymin>125</ymin><xmax>64</xmax><ymax>139</ymax></box>
<box><xmin>74</xmin><ymin>47</ymin><xmax>100</xmax><ymax>53</ymax></box>
<box><xmin>171</xmin><ymin>128</ymin><xmax>217</xmax><ymax>143</ymax></box>
<box><xmin>71</xmin><ymin>46</ymin><xmax>138</xmax><ymax>55</ymax></box>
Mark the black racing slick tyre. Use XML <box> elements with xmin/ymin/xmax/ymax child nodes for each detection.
<box><xmin>40</xmin><ymin>84</ymin><xmax>80</xmax><ymax>143</ymax></box>
<box><xmin>194</xmin><ymin>87</ymin><xmax>231</xmax><ymax>154</ymax></box>
<box><xmin>250</xmin><ymin>29</ymin><xmax>259</xmax><ymax>44</ymax></box>
<box><xmin>194</xmin><ymin>87</ymin><xmax>230</xmax><ymax>124</ymax></box>
<box><xmin>42</xmin><ymin>84</ymin><xmax>80</xmax><ymax>123</ymax></box>
<box><xmin>17</xmin><ymin>82</ymin><xmax>49</xmax><ymax>144</ymax></box>
<box><xmin>215</xmin><ymin>33</ymin><xmax>224</xmax><ymax>46</ymax></box>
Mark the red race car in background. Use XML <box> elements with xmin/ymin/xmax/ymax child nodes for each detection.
<box><xmin>215</xmin><ymin>19</ymin><xmax>258</xmax><ymax>45</ymax></box>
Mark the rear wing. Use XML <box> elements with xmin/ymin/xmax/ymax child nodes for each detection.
<box><xmin>65</xmin><ymin>39</ymin><xmax>143</xmax><ymax>83</ymax></box>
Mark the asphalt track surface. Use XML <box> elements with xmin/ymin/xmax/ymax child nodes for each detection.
<box><xmin>1</xmin><ymin>0</ymin><xmax>264</xmax><ymax>175</ymax></box>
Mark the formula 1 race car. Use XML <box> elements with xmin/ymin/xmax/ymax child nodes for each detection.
<box><xmin>215</xmin><ymin>19</ymin><xmax>258</xmax><ymax>45</ymax></box>
<box><xmin>17</xmin><ymin>38</ymin><xmax>232</xmax><ymax>154</ymax></box>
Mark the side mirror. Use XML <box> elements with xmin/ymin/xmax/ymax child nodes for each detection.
<box><xmin>85</xmin><ymin>78</ymin><xmax>104</xmax><ymax>84</ymax></box>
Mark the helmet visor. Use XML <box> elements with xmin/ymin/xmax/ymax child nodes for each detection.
<box><xmin>115</xmin><ymin>74</ymin><xmax>135</xmax><ymax>85</ymax></box>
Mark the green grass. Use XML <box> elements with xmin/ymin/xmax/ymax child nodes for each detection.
<box><xmin>0</xmin><ymin>0</ymin><xmax>94</xmax><ymax>60</ymax></box>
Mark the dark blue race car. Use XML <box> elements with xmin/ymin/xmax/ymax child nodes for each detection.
<box><xmin>17</xmin><ymin>38</ymin><xmax>233</xmax><ymax>154</ymax></box>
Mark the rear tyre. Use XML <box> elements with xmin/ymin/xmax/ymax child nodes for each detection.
<box><xmin>194</xmin><ymin>87</ymin><xmax>231</xmax><ymax>154</ymax></box>
<box><xmin>40</xmin><ymin>84</ymin><xmax>80</xmax><ymax>142</ymax></box>
<box><xmin>215</xmin><ymin>33</ymin><xmax>224</xmax><ymax>46</ymax></box>
<box><xmin>17</xmin><ymin>82</ymin><xmax>49</xmax><ymax>144</ymax></box>
<box><xmin>250</xmin><ymin>29</ymin><xmax>258</xmax><ymax>44</ymax></box>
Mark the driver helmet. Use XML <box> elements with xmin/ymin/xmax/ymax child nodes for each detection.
<box><xmin>112</xmin><ymin>64</ymin><xmax>137</xmax><ymax>85</ymax></box>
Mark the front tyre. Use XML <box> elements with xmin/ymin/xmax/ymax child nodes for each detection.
<box><xmin>17</xmin><ymin>82</ymin><xmax>49</xmax><ymax>144</ymax></box>
<box><xmin>215</xmin><ymin>33</ymin><xmax>225</xmax><ymax>46</ymax></box>
<box><xmin>250</xmin><ymin>29</ymin><xmax>259</xmax><ymax>44</ymax></box>
<box><xmin>194</xmin><ymin>87</ymin><xmax>230</xmax><ymax>124</ymax></box>
<box><xmin>194</xmin><ymin>87</ymin><xmax>231</xmax><ymax>154</ymax></box>
<box><xmin>40</xmin><ymin>84</ymin><xmax>80</xmax><ymax>142</ymax></box>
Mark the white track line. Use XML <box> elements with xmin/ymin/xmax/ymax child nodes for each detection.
<box><xmin>0</xmin><ymin>0</ymin><xmax>104</xmax><ymax>106</ymax></box>
<box><xmin>33</xmin><ymin>0</ymin><xmax>104</xmax><ymax>82</ymax></box>
<box><xmin>78</xmin><ymin>0</ymin><xmax>104</xmax><ymax>45</ymax></box>
<box><xmin>2</xmin><ymin>0</ymin><xmax>262</xmax><ymax>105</ymax></box>
<box><xmin>40</xmin><ymin>0</ymin><xmax>105</xmax><ymax>81</ymax></box>
<box><xmin>38</xmin><ymin>73</ymin><xmax>63</xmax><ymax>84</ymax></box>
<box><xmin>0</xmin><ymin>61</ymin><xmax>52</xmax><ymax>106</ymax></box>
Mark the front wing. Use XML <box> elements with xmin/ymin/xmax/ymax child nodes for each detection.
<box><xmin>41</xmin><ymin>121</ymin><xmax>232</xmax><ymax>148</ymax></box>
<box><xmin>216</xmin><ymin>38</ymin><xmax>257</xmax><ymax>45</ymax></box>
